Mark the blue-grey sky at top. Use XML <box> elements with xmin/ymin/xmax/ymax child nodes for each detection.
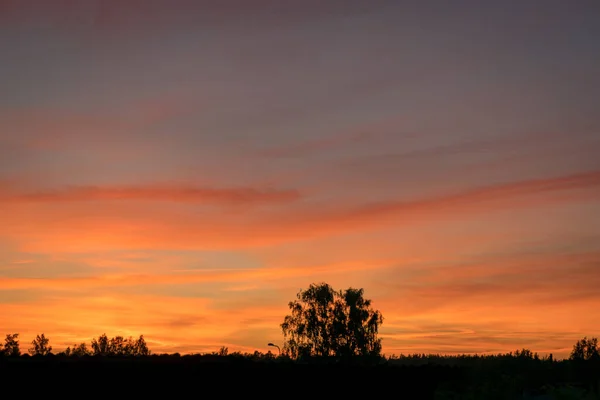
<box><xmin>1</xmin><ymin>1</ymin><xmax>599</xmax><ymax>191</ymax></box>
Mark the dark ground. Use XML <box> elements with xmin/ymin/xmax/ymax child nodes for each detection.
<box><xmin>1</xmin><ymin>355</ymin><xmax>599</xmax><ymax>399</ymax></box>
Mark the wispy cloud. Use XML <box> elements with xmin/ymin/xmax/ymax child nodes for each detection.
<box><xmin>0</xmin><ymin>260</ymin><xmax>380</xmax><ymax>290</ymax></box>
<box><xmin>0</xmin><ymin>183</ymin><xmax>301</xmax><ymax>205</ymax></box>
<box><xmin>1</xmin><ymin>170</ymin><xmax>597</xmax><ymax>254</ymax></box>
<box><xmin>293</xmin><ymin>169</ymin><xmax>600</xmax><ymax>233</ymax></box>
<box><xmin>255</xmin><ymin>116</ymin><xmax>404</xmax><ymax>159</ymax></box>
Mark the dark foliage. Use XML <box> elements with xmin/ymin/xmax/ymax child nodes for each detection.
<box><xmin>90</xmin><ymin>333</ymin><xmax>151</xmax><ymax>356</ymax></box>
<box><xmin>571</xmin><ymin>336</ymin><xmax>600</xmax><ymax>361</ymax></box>
<box><xmin>281</xmin><ymin>282</ymin><xmax>383</xmax><ymax>359</ymax></box>
<box><xmin>2</xmin><ymin>333</ymin><xmax>20</xmax><ymax>357</ymax></box>
<box><xmin>28</xmin><ymin>333</ymin><xmax>52</xmax><ymax>356</ymax></box>
<box><xmin>1</xmin><ymin>350</ymin><xmax>599</xmax><ymax>399</ymax></box>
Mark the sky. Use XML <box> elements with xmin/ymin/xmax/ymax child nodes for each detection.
<box><xmin>1</xmin><ymin>0</ymin><xmax>599</xmax><ymax>359</ymax></box>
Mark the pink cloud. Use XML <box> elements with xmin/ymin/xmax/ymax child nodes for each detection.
<box><xmin>0</xmin><ymin>260</ymin><xmax>378</xmax><ymax>290</ymax></box>
<box><xmin>1</xmin><ymin>169</ymin><xmax>597</xmax><ymax>254</ymax></box>
<box><xmin>290</xmin><ymin>169</ymin><xmax>600</xmax><ymax>234</ymax></box>
<box><xmin>0</xmin><ymin>183</ymin><xmax>301</xmax><ymax>205</ymax></box>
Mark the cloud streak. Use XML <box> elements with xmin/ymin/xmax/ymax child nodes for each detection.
<box><xmin>296</xmin><ymin>169</ymin><xmax>600</xmax><ymax>232</ymax></box>
<box><xmin>0</xmin><ymin>260</ymin><xmax>381</xmax><ymax>290</ymax></box>
<box><xmin>0</xmin><ymin>183</ymin><xmax>301</xmax><ymax>205</ymax></box>
<box><xmin>1</xmin><ymin>169</ymin><xmax>597</xmax><ymax>254</ymax></box>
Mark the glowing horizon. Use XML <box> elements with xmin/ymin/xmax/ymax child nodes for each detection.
<box><xmin>1</xmin><ymin>0</ymin><xmax>599</xmax><ymax>359</ymax></box>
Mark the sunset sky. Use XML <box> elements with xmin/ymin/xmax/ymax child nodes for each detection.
<box><xmin>1</xmin><ymin>0</ymin><xmax>599</xmax><ymax>359</ymax></box>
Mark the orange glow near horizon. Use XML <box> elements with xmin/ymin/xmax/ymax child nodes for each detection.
<box><xmin>1</xmin><ymin>189</ymin><xmax>598</xmax><ymax>358</ymax></box>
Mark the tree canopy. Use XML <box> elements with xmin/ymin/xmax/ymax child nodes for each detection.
<box><xmin>29</xmin><ymin>333</ymin><xmax>52</xmax><ymax>356</ymax></box>
<box><xmin>90</xmin><ymin>334</ymin><xmax>150</xmax><ymax>356</ymax></box>
<box><xmin>281</xmin><ymin>282</ymin><xmax>383</xmax><ymax>359</ymax></box>
<box><xmin>570</xmin><ymin>336</ymin><xmax>599</xmax><ymax>361</ymax></box>
<box><xmin>3</xmin><ymin>333</ymin><xmax>20</xmax><ymax>356</ymax></box>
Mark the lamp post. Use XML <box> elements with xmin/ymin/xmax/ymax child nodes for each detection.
<box><xmin>267</xmin><ymin>342</ymin><xmax>280</xmax><ymax>355</ymax></box>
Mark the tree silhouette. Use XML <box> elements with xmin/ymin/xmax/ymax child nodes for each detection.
<box><xmin>91</xmin><ymin>333</ymin><xmax>111</xmax><ymax>356</ymax></box>
<box><xmin>90</xmin><ymin>333</ymin><xmax>150</xmax><ymax>356</ymax></box>
<box><xmin>3</xmin><ymin>333</ymin><xmax>20</xmax><ymax>356</ymax></box>
<box><xmin>570</xmin><ymin>336</ymin><xmax>599</xmax><ymax>360</ymax></box>
<box><xmin>29</xmin><ymin>333</ymin><xmax>52</xmax><ymax>356</ymax></box>
<box><xmin>109</xmin><ymin>335</ymin><xmax>128</xmax><ymax>355</ymax></box>
<box><xmin>131</xmin><ymin>335</ymin><xmax>151</xmax><ymax>356</ymax></box>
<box><xmin>281</xmin><ymin>282</ymin><xmax>383</xmax><ymax>359</ymax></box>
<box><xmin>64</xmin><ymin>342</ymin><xmax>92</xmax><ymax>356</ymax></box>
<box><xmin>513</xmin><ymin>348</ymin><xmax>539</xmax><ymax>360</ymax></box>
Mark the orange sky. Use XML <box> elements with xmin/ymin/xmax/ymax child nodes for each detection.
<box><xmin>1</xmin><ymin>0</ymin><xmax>600</xmax><ymax>359</ymax></box>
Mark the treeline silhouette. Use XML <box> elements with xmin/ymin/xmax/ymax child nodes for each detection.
<box><xmin>0</xmin><ymin>332</ymin><xmax>150</xmax><ymax>357</ymax></box>
<box><xmin>2</xmin><ymin>332</ymin><xmax>598</xmax><ymax>362</ymax></box>
<box><xmin>1</xmin><ymin>332</ymin><xmax>599</xmax><ymax>399</ymax></box>
<box><xmin>1</xmin><ymin>283</ymin><xmax>599</xmax><ymax>398</ymax></box>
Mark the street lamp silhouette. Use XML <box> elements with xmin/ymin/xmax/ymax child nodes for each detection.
<box><xmin>267</xmin><ymin>343</ymin><xmax>280</xmax><ymax>355</ymax></box>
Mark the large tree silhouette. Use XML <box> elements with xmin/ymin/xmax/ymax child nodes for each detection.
<box><xmin>281</xmin><ymin>282</ymin><xmax>383</xmax><ymax>359</ymax></box>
